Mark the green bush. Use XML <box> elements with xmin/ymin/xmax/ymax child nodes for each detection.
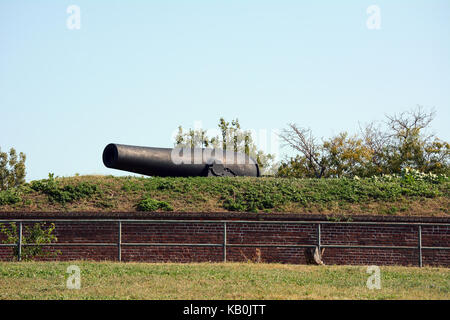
<box><xmin>222</xmin><ymin>184</ymin><xmax>285</xmax><ymax>212</ymax></box>
<box><xmin>0</xmin><ymin>189</ymin><xmax>22</xmax><ymax>205</ymax></box>
<box><xmin>30</xmin><ymin>173</ymin><xmax>99</xmax><ymax>204</ymax></box>
<box><xmin>0</xmin><ymin>222</ymin><xmax>59</xmax><ymax>261</ymax></box>
<box><xmin>137</xmin><ymin>197</ymin><xmax>173</xmax><ymax>212</ymax></box>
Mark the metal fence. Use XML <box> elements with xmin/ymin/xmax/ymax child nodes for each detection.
<box><xmin>0</xmin><ymin>219</ymin><xmax>449</xmax><ymax>267</ymax></box>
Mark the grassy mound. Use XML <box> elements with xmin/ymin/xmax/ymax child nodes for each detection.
<box><xmin>0</xmin><ymin>174</ymin><xmax>448</xmax><ymax>216</ymax></box>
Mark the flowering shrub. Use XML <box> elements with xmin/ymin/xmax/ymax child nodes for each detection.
<box><xmin>360</xmin><ymin>168</ymin><xmax>448</xmax><ymax>184</ymax></box>
<box><xmin>400</xmin><ymin>168</ymin><xmax>447</xmax><ymax>183</ymax></box>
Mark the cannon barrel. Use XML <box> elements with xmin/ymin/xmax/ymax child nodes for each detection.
<box><xmin>102</xmin><ymin>143</ymin><xmax>260</xmax><ymax>177</ymax></box>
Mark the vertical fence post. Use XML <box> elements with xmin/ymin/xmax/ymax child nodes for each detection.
<box><xmin>317</xmin><ymin>223</ymin><xmax>321</xmax><ymax>253</ymax></box>
<box><xmin>418</xmin><ymin>225</ymin><xmax>422</xmax><ymax>267</ymax></box>
<box><xmin>17</xmin><ymin>222</ymin><xmax>22</xmax><ymax>262</ymax></box>
<box><xmin>118</xmin><ymin>221</ymin><xmax>122</xmax><ymax>262</ymax></box>
<box><xmin>223</xmin><ymin>222</ymin><xmax>227</xmax><ymax>263</ymax></box>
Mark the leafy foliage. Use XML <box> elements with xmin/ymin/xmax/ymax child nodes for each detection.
<box><xmin>30</xmin><ymin>173</ymin><xmax>99</xmax><ymax>204</ymax></box>
<box><xmin>278</xmin><ymin>107</ymin><xmax>449</xmax><ymax>178</ymax></box>
<box><xmin>175</xmin><ymin>117</ymin><xmax>276</xmax><ymax>175</ymax></box>
<box><xmin>0</xmin><ymin>188</ymin><xmax>22</xmax><ymax>205</ymax></box>
<box><xmin>0</xmin><ymin>222</ymin><xmax>59</xmax><ymax>261</ymax></box>
<box><xmin>219</xmin><ymin>173</ymin><xmax>447</xmax><ymax>212</ymax></box>
<box><xmin>0</xmin><ymin>147</ymin><xmax>26</xmax><ymax>191</ymax></box>
<box><xmin>222</xmin><ymin>182</ymin><xmax>285</xmax><ymax>212</ymax></box>
<box><xmin>137</xmin><ymin>196</ymin><xmax>174</xmax><ymax>211</ymax></box>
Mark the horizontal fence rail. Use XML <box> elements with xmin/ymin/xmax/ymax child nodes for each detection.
<box><xmin>0</xmin><ymin>219</ymin><xmax>449</xmax><ymax>266</ymax></box>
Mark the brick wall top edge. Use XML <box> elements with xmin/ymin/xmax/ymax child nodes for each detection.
<box><xmin>0</xmin><ymin>211</ymin><xmax>448</xmax><ymax>223</ymax></box>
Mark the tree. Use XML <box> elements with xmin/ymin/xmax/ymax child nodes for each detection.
<box><xmin>278</xmin><ymin>127</ymin><xmax>374</xmax><ymax>178</ymax></box>
<box><xmin>383</xmin><ymin>107</ymin><xmax>449</xmax><ymax>174</ymax></box>
<box><xmin>0</xmin><ymin>147</ymin><xmax>26</xmax><ymax>190</ymax></box>
<box><xmin>322</xmin><ymin>132</ymin><xmax>373</xmax><ymax>178</ymax></box>
<box><xmin>358</xmin><ymin>121</ymin><xmax>391</xmax><ymax>175</ymax></box>
<box><xmin>175</xmin><ymin>118</ymin><xmax>276</xmax><ymax>175</ymax></box>
<box><xmin>277</xmin><ymin>106</ymin><xmax>449</xmax><ymax>178</ymax></box>
<box><xmin>278</xmin><ymin>125</ymin><xmax>328</xmax><ymax>178</ymax></box>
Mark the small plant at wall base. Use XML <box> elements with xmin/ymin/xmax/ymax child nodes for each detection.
<box><xmin>0</xmin><ymin>222</ymin><xmax>59</xmax><ymax>261</ymax></box>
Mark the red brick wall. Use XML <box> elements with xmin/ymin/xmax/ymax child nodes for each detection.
<box><xmin>0</xmin><ymin>212</ymin><xmax>448</xmax><ymax>266</ymax></box>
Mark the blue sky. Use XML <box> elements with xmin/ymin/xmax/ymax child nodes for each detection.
<box><xmin>1</xmin><ymin>0</ymin><xmax>449</xmax><ymax>181</ymax></box>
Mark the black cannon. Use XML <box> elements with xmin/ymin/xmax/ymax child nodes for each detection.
<box><xmin>102</xmin><ymin>143</ymin><xmax>260</xmax><ymax>177</ymax></box>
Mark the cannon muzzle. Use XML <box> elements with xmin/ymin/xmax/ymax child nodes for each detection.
<box><xmin>102</xmin><ymin>143</ymin><xmax>260</xmax><ymax>177</ymax></box>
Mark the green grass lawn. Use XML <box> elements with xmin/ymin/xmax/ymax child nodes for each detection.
<box><xmin>0</xmin><ymin>262</ymin><xmax>448</xmax><ymax>300</ymax></box>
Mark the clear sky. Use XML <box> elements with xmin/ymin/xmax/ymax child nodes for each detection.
<box><xmin>1</xmin><ymin>0</ymin><xmax>449</xmax><ymax>181</ymax></box>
